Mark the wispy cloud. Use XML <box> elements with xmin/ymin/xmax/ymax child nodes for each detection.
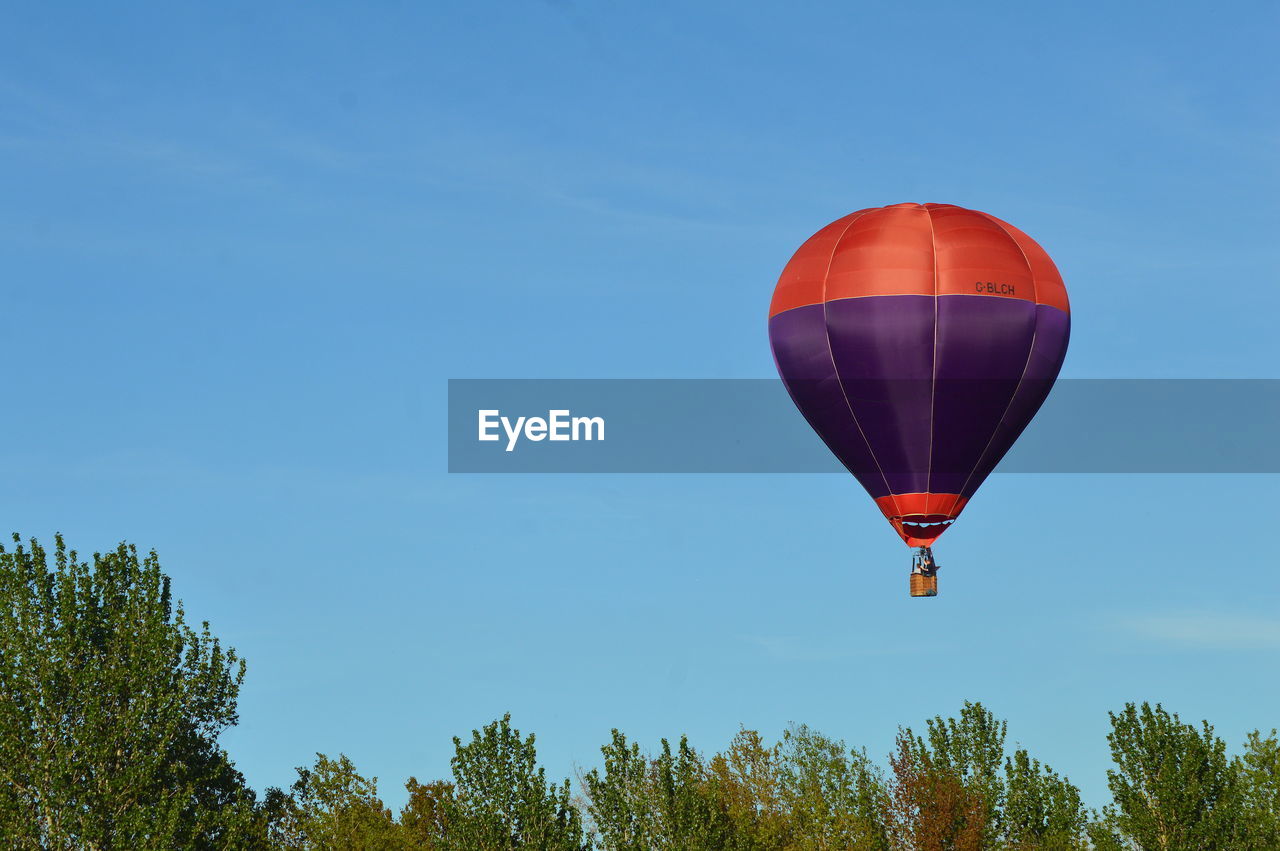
<box><xmin>1118</xmin><ymin>612</ymin><xmax>1280</xmax><ymax>649</ymax></box>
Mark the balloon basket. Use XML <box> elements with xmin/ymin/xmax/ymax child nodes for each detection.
<box><xmin>909</xmin><ymin>572</ymin><xmax>938</xmax><ymax>597</ymax></box>
<box><xmin>909</xmin><ymin>546</ymin><xmax>938</xmax><ymax>597</ymax></box>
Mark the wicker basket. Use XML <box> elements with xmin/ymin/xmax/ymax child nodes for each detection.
<box><xmin>909</xmin><ymin>573</ymin><xmax>938</xmax><ymax>597</ymax></box>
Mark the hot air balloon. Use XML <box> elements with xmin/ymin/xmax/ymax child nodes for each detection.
<box><xmin>768</xmin><ymin>203</ymin><xmax>1070</xmax><ymax>597</ymax></box>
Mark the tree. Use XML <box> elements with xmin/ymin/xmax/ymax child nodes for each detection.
<box><xmin>1103</xmin><ymin>702</ymin><xmax>1243</xmax><ymax>850</ymax></box>
<box><xmin>584</xmin><ymin>732</ymin><xmax>732</xmax><ymax>850</ymax></box>
<box><xmin>401</xmin><ymin>778</ymin><xmax>454</xmax><ymax>848</ymax></box>
<box><xmin>885</xmin><ymin>728</ymin><xmax>987</xmax><ymax>851</ymax></box>
<box><xmin>0</xmin><ymin>534</ymin><xmax>263</xmax><ymax>850</ymax></box>
<box><xmin>583</xmin><ymin>730</ymin><xmax>661</xmax><ymax>850</ymax></box>
<box><xmin>651</xmin><ymin>735</ymin><xmax>733</xmax><ymax>849</ymax></box>
<box><xmin>883</xmin><ymin>701</ymin><xmax>1007</xmax><ymax>849</ymax></box>
<box><xmin>261</xmin><ymin>785</ymin><xmax>307</xmax><ymax>849</ymax></box>
<box><xmin>446</xmin><ymin>713</ymin><xmax>590</xmax><ymax>850</ymax></box>
<box><xmin>704</xmin><ymin>727</ymin><xmax>794</xmax><ymax>849</ymax></box>
<box><xmin>281</xmin><ymin>753</ymin><xmax>406</xmax><ymax>850</ymax></box>
<box><xmin>776</xmin><ymin>724</ymin><xmax>888</xmax><ymax>850</ymax></box>
<box><xmin>1237</xmin><ymin>729</ymin><xmax>1280</xmax><ymax>848</ymax></box>
<box><xmin>920</xmin><ymin>700</ymin><xmax>1007</xmax><ymax>838</ymax></box>
<box><xmin>1002</xmin><ymin>749</ymin><xmax>1088</xmax><ymax>849</ymax></box>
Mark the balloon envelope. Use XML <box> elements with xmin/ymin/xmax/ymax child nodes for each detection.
<box><xmin>768</xmin><ymin>203</ymin><xmax>1070</xmax><ymax>546</ymax></box>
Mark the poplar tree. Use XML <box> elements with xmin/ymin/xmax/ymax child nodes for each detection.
<box><xmin>583</xmin><ymin>732</ymin><xmax>732</xmax><ymax>850</ymax></box>
<box><xmin>0</xmin><ymin>534</ymin><xmax>261</xmax><ymax>849</ymax></box>
<box><xmin>445</xmin><ymin>713</ymin><xmax>589</xmax><ymax>850</ymax></box>
<box><xmin>401</xmin><ymin>777</ymin><xmax>454</xmax><ymax>848</ymax></box>
<box><xmin>280</xmin><ymin>753</ymin><xmax>406</xmax><ymax>849</ymax></box>
<box><xmin>885</xmin><ymin>701</ymin><xmax>1006</xmax><ymax>847</ymax></box>
<box><xmin>1102</xmin><ymin>702</ymin><xmax>1244</xmax><ymax>850</ymax></box>
<box><xmin>1002</xmin><ymin>749</ymin><xmax>1088</xmax><ymax>849</ymax></box>
<box><xmin>1238</xmin><ymin>729</ymin><xmax>1280</xmax><ymax>847</ymax></box>
<box><xmin>583</xmin><ymin>730</ymin><xmax>660</xmax><ymax>850</ymax></box>
<box><xmin>776</xmin><ymin>724</ymin><xmax>889</xmax><ymax>850</ymax></box>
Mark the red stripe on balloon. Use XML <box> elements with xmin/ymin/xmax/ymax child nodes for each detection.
<box><xmin>767</xmin><ymin>203</ymin><xmax>1070</xmax><ymax>318</ymax></box>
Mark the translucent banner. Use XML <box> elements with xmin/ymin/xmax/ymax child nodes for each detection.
<box><xmin>447</xmin><ymin>379</ymin><xmax>1280</xmax><ymax>474</ymax></box>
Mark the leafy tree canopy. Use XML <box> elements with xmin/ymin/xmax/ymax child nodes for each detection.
<box><xmin>0</xmin><ymin>534</ymin><xmax>261</xmax><ymax>850</ymax></box>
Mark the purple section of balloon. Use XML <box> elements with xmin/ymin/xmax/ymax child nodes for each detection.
<box><xmin>767</xmin><ymin>301</ymin><xmax>889</xmax><ymax>500</ymax></box>
<box><xmin>956</xmin><ymin>303</ymin><xmax>1070</xmax><ymax>495</ymax></box>
<box><xmin>768</xmin><ymin>296</ymin><xmax>1070</xmax><ymax>501</ymax></box>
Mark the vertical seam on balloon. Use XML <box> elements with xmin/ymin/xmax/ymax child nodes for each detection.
<box><xmin>954</xmin><ymin>212</ymin><xmax>1041</xmax><ymax>501</ymax></box>
<box><xmin>818</xmin><ymin>209</ymin><xmax>899</xmax><ymax>515</ymax></box>
<box><xmin>924</xmin><ymin>204</ymin><xmax>940</xmax><ymax>512</ymax></box>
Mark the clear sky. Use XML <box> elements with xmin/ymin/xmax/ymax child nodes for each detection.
<box><xmin>2</xmin><ymin>1</ymin><xmax>1278</xmax><ymax>812</ymax></box>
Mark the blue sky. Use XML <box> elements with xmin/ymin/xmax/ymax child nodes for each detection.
<box><xmin>2</xmin><ymin>1</ymin><xmax>1278</xmax><ymax>812</ymax></box>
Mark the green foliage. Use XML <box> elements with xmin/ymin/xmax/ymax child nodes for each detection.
<box><xmin>885</xmin><ymin>727</ymin><xmax>988</xmax><ymax>850</ymax></box>
<box><xmin>776</xmin><ymin>724</ymin><xmax>888</xmax><ymax>850</ymax></box>
<box><xmin>445</xmin><ymin>713</ymin><xmax>590</xmax><ymax>850</ymax></box>
<box><xmin>921</xmin><ymin>700</ymin><xmax>1008</xmax><ymax>836</ymax></box>
<box><xmin>11</xmin><ymin>530</ymin><xmax>1280</xmax><ymax>851</ymax></box>
<box><xmin>401</xmin><ymin>778</ymin><xmax>454</xmax><ymax>848</ymax></box>
<box><xmin>584</xmin><ymin>730</ymin><xmax>742</xmax><ymax>850</ymax></box>
<box><xmin>1236</xmin><ymin>729</ymin><xmax>1280</xmax><ymax>848</ymax></box>
<box><xmin>585</xmin><ymin>725</ymin><xmax>889</xmax><ymax>850</ymax></box>
<box><xmin>706</xmin><ymin>728</ymin><xmax>793</xmax><ymax>849</ymax></box>
<box><xmin>0</xmin><ymin>534</ymin><xmax>262</xmax><ymax>850</ymax></box>
<box><xmin>279</xmin><ymin>753</ymin><xmax>406</xmax><ymax>850</ymax></box>
<box><xmin>650</xmin><ymin>734</ymin><xmax>732</xmax><ymax>848</ymax></box>
<box><xmin>882</xmin><ymin>702</ymin><xmax>1091</xmax><ymax>850</ymax></box>
<box><xmin>595</xmin><ymin>724</ymin><xmax>887</xmax><ymax>851</ymax></box>
<box><xmin>885</xmin><ymin>701</ymin><xmax>1007</xmax><ymax>848</ymax></box>
<box><xmin>1083</xmin><ymin>818</ymin><xmax>1129</xmax><ymax>851</ymax></box>
<box><xmin>1103</xmin><ymin>701</ymin><xmax>1243</xmax><ymax>850</ymax></box>
<box><xmin>1003</xmin><ymin>749</ymin><xmax>1088</xmax><ymax>849</ymax></box>
<box><xmin>261</xmin><ymin>786</ymin><xmax>307</xmax><ymax>849</ymax></box>
<box><xmin>586</xmin><ymin>710</ymin><xmax>1092</xmax><ymax>851</ymax></box>
<box><xmin>583</xmin><ymin>730</ymin><xmax>661</xmax><ymax>849</ymax></box>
